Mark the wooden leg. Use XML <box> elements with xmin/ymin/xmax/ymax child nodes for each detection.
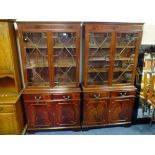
<box><xmin>150</xmin><ymin>108</ymin><xmax>155</xmax><ymax>126</ymax></box>
<box><xmin>148</xmin><ymin>104</ymin><xmax>151</xmax><ymax>115</ymax></box>
<box><xmin>141</xmin><ymin>100</ymin><xmax>145</xmax><ymax>117</ymax></box>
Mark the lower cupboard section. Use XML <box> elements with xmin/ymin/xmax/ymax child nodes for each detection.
<box><xmin>24</xmin><ymin>101</ymin><xmax>80</xmax><ymax>129</ymax></box>
<box><xmin>82</xmin><ymin>98</ymin><xmax>135</xmax><ymax>128</ymax></box>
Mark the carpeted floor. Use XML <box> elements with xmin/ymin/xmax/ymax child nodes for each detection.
<box><xmin>26</xmin><ymin>124</ymin><xmax>155</xmax><ymax>135</ymax></box>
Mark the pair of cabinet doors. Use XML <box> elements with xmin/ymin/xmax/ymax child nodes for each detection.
<box><xmin>18</xmin><ymin>23</ymin><xmax>143</xmax><ymax>89</ymax></box>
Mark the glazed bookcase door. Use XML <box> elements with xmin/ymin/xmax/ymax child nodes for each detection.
<box><xmin>112</xmin><ymin>32</ymin><xmax>138</xmax><ymax>85</ymax></box>
<box><xmin>52</xmin><ymin>32</ymin><xmax>77</xmax><ymax>87</ymax></box>
<box><xmin>22</xmin><ymin>32</ymin><xmax>50</xmax><ymax>87</ymax></box>
<box><xmin>87</xmin><ymin>32</ymin><xmax>112</xmax><ymax>85</ymax></box>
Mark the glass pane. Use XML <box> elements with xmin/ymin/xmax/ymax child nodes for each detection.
<box><xmin>23</xmin><ymin>32</ymin><xmax>49</xmax><ymax>86</ymax></box>
<box><xmin>53</xmin><ymin>32</ymin><xmax>76</xmax><ymax>86</ymax></box>
<box><xmin>113</xmin><ymin>33</ymin><xmax>138</xmax><ymax>84</ymax></box>
<box><xmin>88</xmin><ymin>32</ymin><xmax>111</xmax><ymax>85</ymax></box>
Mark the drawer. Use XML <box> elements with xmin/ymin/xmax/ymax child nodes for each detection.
<box><xmin>24</xmin><ymin>94</ymin><xmax>51</xmax><ymax>101</ymax></box>
<box><xmin>111</xmin><ymin>91</ymin><xmax>136</xmax><ymax>97</ymax></box>
<box><xmin>0</xmin><ymin>105</ymin><xmax>14</xmax><ymax>113</ymax></box>
<box><xmin>84</xmin><ymin>92</ymin><xmax>110</xmax><ymax>99</ymax></box>
<box><xmin>53</xmin><ymin>93</ymin><xmax>80</xmax><ymax>100</ymax></box>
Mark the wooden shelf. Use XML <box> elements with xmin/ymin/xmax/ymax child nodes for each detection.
<box><xmin>116</xmin><ymin>46</ymin><xmax>135</xmax><ymax>48</ymax></box>
<box><xmin>89</xmin><ymin>46</ymin><xmax>110</xmax><ymax>49</ymax></box>
<box><xmin>26</xmin><ymin>63</ymin><xmax>48</xmax><ymax>69</ymax></box>
<box><xmin>28</xmin><ymin>82</ymin><xmax>49</xmax><ymax>86</ymax></box>
<box><xmin>0</xmin><ymin>87</ymin><xmax>17</xmax><ymax>95</ymax></box>
<box><xmin>88</xmin><ymin>68</ymin><xmax>108</xmax><ymax>73</ymax></box>
<box><xmin>144</xmin><ymin>58</ymin><xmax>155</xmax><ymax>60</ymax></box>
<box><xmin>54</xmin><ymin>62</ymin><xmax>76</xmax><ymax>68</ymax></box>
<box><xmin>53</xmin><ymin>44</ymin><xmax>76</xmax><ymax>49</ymax></box>
<box><xmin>115</xmin><ymin>57</ymin><xmax>134</xmax><ymax>61</ymax></box>
<box><xmin>88</xmin><ymin>57</ymin><xmax>109</xmax><ymax>61</ymax></box>
<box><xmin>24</xmin><ymin>43</ymin><xmax>47</xmax><ymax>49</ymax></box>
<box><xmin>0</xmin><ymin>72</ymin><xmax>14</xmax><ymax>79</ymax></box>
<box><xmin>89</xmin><ymin>46</ymin><xmax>135</xmax><ymax>49</ymax></box>
<box><xmin>87</xmin><ymin>81</ymin><xmax>108</xmax><ymax>85</ymax></box>
<box><xmin>54</xmin><ymin>82</ymin><xmax>76</xmax><ymax>87</ymax></box>
<box><xmin>114</xmin><ymin>68</ymin><xmax>132</xmax><ymax>72</ymax></box>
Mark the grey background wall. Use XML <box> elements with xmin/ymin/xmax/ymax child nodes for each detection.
<box><xmin>1</xmin><ymin>0</ymin><xmax>155</xmax><ymax>44</ymax></box>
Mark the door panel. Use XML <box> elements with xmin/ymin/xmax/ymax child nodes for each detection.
<box><xmin>0</xmin><ymin>113</ymin><xmax>17</xmax><ymax>134</ymax></box>
<box><xmin>108</xmin><ymin>98</ymin><xmax>134</xmax><ymax>124</ymax></box>
<box><xmin>83</xmin><ymin>99</ymin><xmax>108</xmax><ymax>125</ymax></box>
<box><xmin>25</xmin><ymin>102</ymin><xmax>53</xmax><ymax>128</ymax></box>
<box><xmin>55</xmin><ymin>101</ymin><xmax>80</xmax><ymax>127</ymax></box>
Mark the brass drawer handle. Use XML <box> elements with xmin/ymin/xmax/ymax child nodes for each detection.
<box><xmin>63</xmin><ymin>96</ymin><xmax>71</xmax><ymax>100</ymax></box>
<box><xmin>34</xmin><ymin>96</ymin><xmax>42</xmax><ymax>101</ymax></box>
<box><xmin>93</xmin><ymin>94</ymin><xmax>101</xmax><ymax>99</ymax></box>
<box><xmin>0</xmin><ymin>107</ymin><xmax>4</xmax><ymax>112</ymax></box>
<box><xmin>120</xmin><ymin>92</ymin><xmax>127</xmax><ymax>96</ymax></box>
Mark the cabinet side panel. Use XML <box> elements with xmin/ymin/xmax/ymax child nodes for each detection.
<box><xmin>0</xmin><ymin>22</ymin><xmax>14</xmax><ymax>73</ymax></box>
<box><xmin>8</xmin><ymin>23</ymin><xmax>22</xmax><ymax>93</ymax></box>
<box><xmin>15</xmin><ymin>98</ymin><xmax>25</xmax><ymax>134</ymax></box>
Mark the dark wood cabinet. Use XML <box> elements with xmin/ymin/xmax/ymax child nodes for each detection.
<box><xmin>17</xmin><ymin>22</ymin><xmax>81</xmax><ymax>131</ymax></box>
<box><xmin>82</xmin><ymin>22</ymin><xmax>143</xmax><ymax>128</ymax></box>
<box><xmin>24</xmin><ymin>94</ymin><xmax>80</xmax><ymax>130</ymax></box>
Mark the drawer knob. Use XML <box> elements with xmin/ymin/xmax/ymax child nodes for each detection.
<box><xmin>93</xmin><ymin>94</ymin><xmax>101</xmax><ymax>98</ymax></box>
<box><xmin>34</xmin><ymin>96</ymin><xmax>42</xmax><ymax>101</ymax></box>
<box><xmin>0</xmin><ymin>107</ymin><xmax>4</xmax><ymax>112</ymax></box>
<box><xmin>63</xmin><ymin>96</ymin><xmax>71</xmax><ymax>100</ymax></box>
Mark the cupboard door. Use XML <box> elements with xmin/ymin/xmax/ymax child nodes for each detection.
<box><xmin>25</xmin><ymin>102</ymin><xmax>53</xmax><ymax>128</ymax></box>
<box><xmin>52</xmin><ymin>32</ymin><xmax>78</xmax><ymax>87</ymax></box>
<box><xmin>22</xmin><ymin>32</ymin><xmax>50</xmax><ymax>87</ymax></box>
<box><xmin>87</xmin><ymin>32</ymin><xmax>112</xmax><ymax>85</ymax></box>
<box><xmin>108</xmin><ymin>98</ymin><xmax>134</xmax><ymax>124</ymax></box>
<box><xmin>113</xmin><ymin>32</ymin><xmax>139</xmax><ymax>85</ymax></box>
<box><xmin>0</xmin><ymin>113</ymin><xmax>17</xmax><ymax>134</ymax></box>
<box><xmin>55</xmin><ymin>101</ymin><xmax>80</xmax><ymax>127</ymax></box>
<box><xmin>83</xmin><ymin>100</ymin><xmax>108</xmax><ymax>125</ymax></box>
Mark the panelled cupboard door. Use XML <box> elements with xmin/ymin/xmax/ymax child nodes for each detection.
<box><xmin>0</xmin><ymin>113</ymin><xmax>17</xmax><ymax>134</ymax></box>
<box><xmin>25</xmin><ymin>102</ymin><xmax>53</xmax><ymax>128</ymax></box>
<box><xmin>83</xmin><ymin>100</ymin><xmax>108</xmax><ymax>125</ymax></box>
<box><xmin>55</xmin><ymin>101</ymin><xmax>80</xmax><ymax>127</ymax></box>
<box><xmin>108</xmin><ymin>98</ymin><xmax>134</xmax><ymax>124</ymax></box>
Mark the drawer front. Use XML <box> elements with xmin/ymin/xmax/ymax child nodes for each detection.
<box><xmin>111</xmin><ymin>91</ymin><xmax>136</xmax><ymax>97</ymax></box>
<box><xmin>53</xmin><ymin>93</ymin><xmax>80</xmax><ymax>100</ymax></box>
<box><xmin>0</xmin><ymin>105</ymin><xmax>14</xmax><ymax>113</ymax></box>
<box><xmin>24</xmin><ymin>94</ymin><xmax>51</xmax><ymax>101</ymax></box>
<box><xmin>84</xmin><ymin>92</ymin><xmax>110</xmax><ymax>99</ymax></box>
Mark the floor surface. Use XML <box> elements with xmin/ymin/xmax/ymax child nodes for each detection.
<box><xmin>26</xmin><ymin>124</ymin><xmax>155</xmax><ymax>135</ymax></box>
